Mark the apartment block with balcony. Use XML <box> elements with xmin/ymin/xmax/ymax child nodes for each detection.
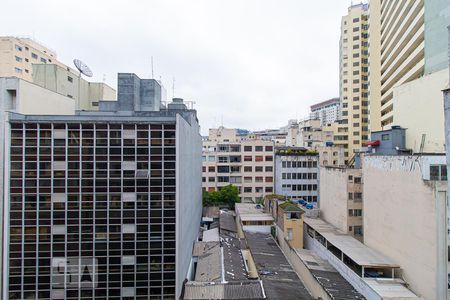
<box><xmin>339</xmin><ymin>4</ymin><xmax>370</xmax><ymax>161</ymax></box>
<box><xmin>274</xmin><ymin>147</ymin><xmax>319</xmax><ymax>204</ymax></box>
<box><xmin>202</xmin><ymin>127</ymin><xmax>274</xmax><ymax>203</ymax></box>
<box><xmin>3</xmin><ymin>73</ymin><xmax>202</xmax><ymax>300</ymax></box>
<box><xmin>309</xmin><ymin>97</ymin><xmax>341</xmax><ymax>126</ymax></box>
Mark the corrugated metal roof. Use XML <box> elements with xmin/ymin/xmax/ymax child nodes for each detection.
<box><xmin>195</xmin><ymin>242</ymin><xmax>221</xmax><ymax>282</ymax></box>
<box><xmin>184</xmin><ymin>281</ymin><xmax>264</xmax><ymax>300</ymax></box>
<box><xmin>219</xmin><ymin>211</ymin><xmax>237</xmax><ymax>233</ymax></box>
<box><xmin>304</xmin><ymin>217</ymin><xmax>399</xmax><ymax>267</ymax></box>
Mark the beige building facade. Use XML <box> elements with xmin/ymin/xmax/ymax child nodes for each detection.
<box><xmin>339</xmin><ymin>4</ymin><xmax>370</xmax><ymax>161</ymax></box>
<box><xmin>33</xmin><ymin>64</ymin><xmax>116</xmax><ymax>110</ymax></box>
<box><xmin>202</xmin><ymin>127</ymin><xmax>274</xmax><ymax>203</ymax></box>
<box><xmin>0</xmin><ymin>36</ymin><xmax>116</xmax><ymax>111</ymax></box>
<box><xmin>0</xmin><ymin>36</ymin><xmax>66</xmax><ymax>82</ymax></box>
<box><xmin>319</xmin><ymin>166</ymin><xmax>363</xmax><ymax>241</ymax></box>
<box><xmin>369</xmin><ymin>0</ymin><xmax>425</xmax><ymax>129</ymax></box>
<box><xmin>363</xmin><ymin>154</ymin><xmax>448</xmax><ymax>300</ymax></box>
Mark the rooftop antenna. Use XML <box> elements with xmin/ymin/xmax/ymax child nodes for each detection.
<box><xmin>151</xmin><ymin>56</ymin><xmax>154</xmax><ymax>79</ymax></box>
<box><xmin>172</xmin><ymin>77</ymin><xmax>175</xmax><ymax>99</ymax></box>
<box><xmin>73</xmin><ymin>59</ymin><xmax>93</xmax><ymax>110</ymax></box>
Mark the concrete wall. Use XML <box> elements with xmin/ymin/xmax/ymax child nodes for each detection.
<box><xmin>363</xmin><ymin>155</ymin><xmax>448</xmax><ymax>300</ymax></box>
<box><xmin>392</xmin><ymin>69</ymin><xmax>448</xmax><ymax>153</ymax></box>
<box><xmin>319</xmin><ymin>167</ymin><xmax>349</xmax><ymax>233</ymax></box>
<box><xmin>176</xmin><ymin>113</ymin><xmax>202</xmax><ymax>298</ymax></box>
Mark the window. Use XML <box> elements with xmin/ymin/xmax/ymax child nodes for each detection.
<box><xmin>255</xmin><ymin>146</ymin><xmax>263</xmax><ymax>152</ymax></box>
<box><xmin>208</xmin><ymin>166</ymin><xmax>215</xmax><ymax>172</ymax></box>
<box><xmin>244</xmin><ymin>166</ymin><xmax>252</xmax><ymax>172</ymax></box>
<box><xmin>31</xmin><ymin>53</ymin><xmax>38</xmax><ymax>59</ymax></box>
<box><xmin>255</xmin><ymin>156</ymin><xmax>263</xmax><ymax>162</ymax></box>
<box><xmin>255</xmin><ymin>166</ymin><xmax>263</xmax><ymax>172</ymax></box>
<box><xmin>208</xmin><ymin>156</ymin><xmax>215</xmax><ymax>162</ymax></box>
<box><xmin>40</xmin><ymin>57</ymin><xmax>47</xmax><ymax>63</ymax></box>
<box><xmin>265</xmin><ymin>146</ymin><xmax>273</xmax><ymax>151</ymax></box>
<box><xmin>265</xmin><ymin>166</ymin><xmax>273</xmax><ymax>172</ymax></box>
<box><xmin>354</xmin><ymin>177</ymin><xmax>362</xmax><ymax>183</ymax></box>
<box><xmin>14</xmin><ymin>67</ymin><xmax>22</xmax><ymax>74</ymax></box>
<box><xmin>244</xmin><ymin>156</ymin><xmax>252</xmax><ymax>162</ymax></box>
<box><xmin>430</xmin><ymin>165</ymin><xmax>447</xmax><ymax>181</ymax></box>
<box><xmin>348</xmin><ymin>192</ymin><xmax>353</xmax><ymax>200</ymax></box>
<box><xmin>67</xmin><ymin>76</ymin><xmax>73</xmax><ymax>83</ymax></box>
<box><xmin>265</xmin><ymin>156</ymin><xmax>273</xmax><ymax>161</ymax></box>
<box><xmin>381</xmin><ymin>134</ymin><xmax>390</xmax><ymax>141</ymax></box>
<box><xmin>15</xmin><ymin>56</ymin><xmax>22</xmax><ymax>62</ymax></box>
<box><xmin>244</xmin><ymin>146</ymin><xmax>252</xmax><ymax>152</ymax></box>
<box><xmin>244</xmin><ymin>187</ymin><xmax>252</xmax><ymax>193</ymax></box>
<box><xmin>15</xmin><ymin>44</ymin><xmax>22</xmax><ymax>51</ymax></box>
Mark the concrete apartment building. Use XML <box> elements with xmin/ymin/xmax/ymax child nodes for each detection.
<box><xmin>368</xmin><ymin>0</ymin><xmax>450</xmax><ymax>153</ymax></box>
<box><xmin>202</xmin><ymin>127</ymin><xmax>274</xmax><ymax>203</ymax></box>
<box><xmin>0</xmin><ymin>37</ymin><xmax>66</xmax><ymax>81</ymax></box>
<box><xmin>33</xmin><ymin>64</ymin><xmax>116</xmax><ymax>110</ymax></box>
<box><xmin>274</xmin><ymin>147</ymin><xmax>319</xmax><ymax>203</ymax></box>
<box><xmin>3</xmin><ymin>73</ymin><xmax>202</xmax><ymax>300</ymax></box>
<box><xmin>0</xmin><ymin>36</ymin><xmax>116</xmax><ymax>111</ymax></box>
<box><xmin>319</xmin><ymin>166</ymin><xmax>363</xmax><ymax>241</ymax></box>
<box><xmin>309</xmin><ymin>97</ymin><xmax>341</xmax><ymax>126</ymax></box>
<box><xmin>338</xmin><ymin>3</ymin><xmax>370</xmax><ymax>161</ymax></box>
<box><xmin>363</xmin><ymin>154</ymin><xmax>448</xmax><ymax>300</ymax></box>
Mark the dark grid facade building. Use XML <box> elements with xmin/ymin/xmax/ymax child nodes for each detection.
<box><xmin>5</xmin><ymin>74</ymin><xmax>202</xmax><ymax>300</ymax></box>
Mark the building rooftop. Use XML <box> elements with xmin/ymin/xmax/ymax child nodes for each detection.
<box><xmin>310</xmin><ymin>97</ymin><xmax>340</xmax><ymax>111</ymax></box>
<box><xmin>219</xmin><ymin>210</ymin><xmax>237</xmax><ymax>234</ymax></box>
<box><xmin>364</xmin><ymin>279</ymin><xmax>420</xmax><ymax>299</ymax></box>
<box><xmin>193</xmin><ymin>242</ymin><xmax>222</xmax><ymax>282</ymax></box>
<box><xmin>202</xmin><ymin>228</ymin><xmax>220</xmax><ymax>242</ymax></box>
<box><xmin>279</xmin><ymin>202</ymin><xmax>304</xmax><ymax>212</ymax></box>
<box><xmin>183</xmin><ymin>281</ymin><xmax>264</xmax><ymax>300</ymax></box>
<box><xmin>304</xmin><ymin>217</ymin><xmax>399</xmax><ymax>268</ymax></box>
<box><xmin>203</xmin><ymin>206</ymin><xmax>220</xmax><ymax>219</ymax></box>
<box><xmin>295</xmin><ymin>249</ymin><xmax>365</xmax><ymax>300</ymax></box>
<box><xmin>245</xmin><ymin>232</ymin><xmax>312</xmax><ymax>300</ymax></box>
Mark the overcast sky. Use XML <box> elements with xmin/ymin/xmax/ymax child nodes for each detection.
<box><xmin>1</xmin><ymin>0</ymin><xmax>351</xmax><ymax>135</ymax></box>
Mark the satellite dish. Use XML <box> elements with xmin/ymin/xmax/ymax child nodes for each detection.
<box><xmin>73</xmin><ymin>59</ymin><xmax>93</xmax><ymax>77</ymax></box>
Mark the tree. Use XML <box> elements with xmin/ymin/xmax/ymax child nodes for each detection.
<box><xmin>202</xmin><ymin>184</ymin><xmax>240</xmax><ymax>208</ymax></box>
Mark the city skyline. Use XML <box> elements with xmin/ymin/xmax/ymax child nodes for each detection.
<box><xmin>0</xmin><ymin>0</ymin><xmax>352</xmax><ymax>135</ymax></box>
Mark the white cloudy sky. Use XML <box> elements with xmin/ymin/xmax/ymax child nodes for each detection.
<box><xmin>1</xmin><ymin>0</ymin><xmax>351</xmax><ymax>135</ymax></box>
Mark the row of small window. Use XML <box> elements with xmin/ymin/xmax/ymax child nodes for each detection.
<box><xmin>282</xmin><ymin>173</ymin><xmax>318</xmax><ymax>180</ymax></box>
<box><xmin>348</xmin><ymin>192</ymin><xmax>363</xmax><ymax>201</ymax></box>
<box><xmin>9</xmin><ymin>288</ymin><xmax>175</xmax><ymax>300</ymax></box>
<box><xmin>281</xmin><ymin>184</ymin><xmax>318</xmax><ymax>191</ymax></box>
<box><xmin>348</xmin><ymin>175</ymin><xmax>362</xmax><ymax>183</ymax></box>
<box><xmin>348</xmin><ymin>209</ymin><xmax>362</xmax><ymax>217</ymax></box>
<box><xmin>281</xmin><ymin>161</ymin><xmax>318</xmax><ymax>168</ymax></box>
<box><xmin>11</xmin><ymin>161</ymin><xmax>175</xmax><ymax>171</ymax></box>
<box><xmin>10</xmin><ymin>122</ymin><xmax>175</xmax><ymax>130</ymax></box>
<box><xmin>285</xmin><ymin>195</ymin><xmax>318</xmax><ymax>203</ymax></box>
<box><xmin>203</xmin><ymin>176</ymin><xmax>273</xmax><ymax>183</ymax></box>
<box><xmin>203</xmin><ymin>165</ymin><xmax>273</xmax><ymax>173</ymax></box>
<box><xmin>214</xmin><ymin>145</ymin><xmax>273</xmax><ymax>152</ymax></box>
<box><xmin>202</xmin><ymin>155</ymin><xmax>273</xmax><ymax>162</ymax></box>
<box><xmin>10</xmin><ymin>146</ymin><xmax>176</xmax><ymax>156</ymax></box>
<box><xmin>430</xmin><ymin>165</ymin><xmax>447</xmax><ymax>181</ymax></box>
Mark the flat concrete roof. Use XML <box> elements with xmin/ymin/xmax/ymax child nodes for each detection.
<box><xmin>194</xmin><ymin>242</ymin><xmax>222</xmax><ymax>282</ymax></box>
<box><xmin>364</xmin><ymin>279</ymin><xmax>419</xmax><ymax>299</ymax></box>
<box><xmin>202</xmin><ymin>228</ymin><xmax>219</xmax><ymax>242</ymax></box>
<box><xmin>240</xmin><ymin>215</ymin><xmax>274</xmax><ymax>222</ymax></box>
<box><xmin>304</xmin><ymin>217</ymin><xmax>400</xmax><ymax>268</ymax></box>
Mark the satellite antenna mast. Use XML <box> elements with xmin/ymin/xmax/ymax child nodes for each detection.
<box><xmin>172</xmin><ymin>77</ymin><xmax>175</xmax><ymax>99</ymax></box>
<box><xmin>73</xmin><ymin>59</ymin><xmax>93</xmax><ymax>110</ymax></box>
<box><xmin>151</xmin><ymin>56</ymin><xmax>154</xmax><ymax>79</ymax></box>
